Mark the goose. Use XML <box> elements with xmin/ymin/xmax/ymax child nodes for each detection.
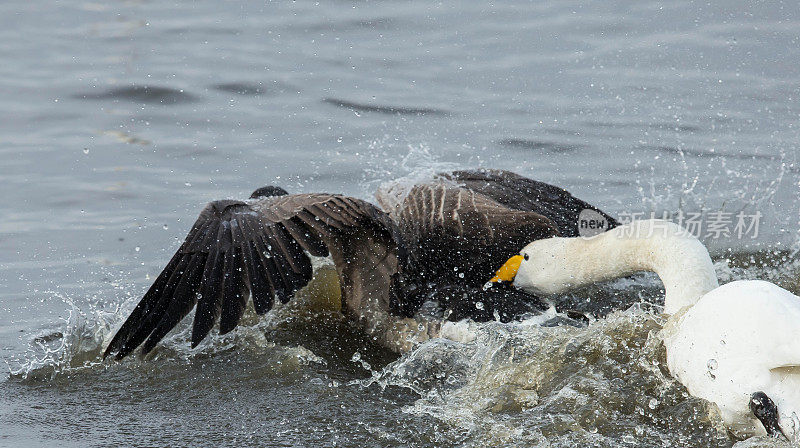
<box><xmin>103</xmin><ymin>169</ymin><xmax>618</xmax><ymax>359</ymax></box>
<box><xmin>489</xmin><ymin>218</ymin><xmax>800</xmax><ymax>441</ymax></box>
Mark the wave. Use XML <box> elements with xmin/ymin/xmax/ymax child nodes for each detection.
<box><xmin>497</xmin><ymin>138</ymin><xmax>585</xmax><ymax>152</ymax></box>
<box><xmin>74</xmin><ymin>85</ymin><xmax>199</xmax><ymax>105</ymax></box>
<box><xmin>212</xmin><ymin>81</ymin><xmax>299</xmax><ymax>96</ymax></box>
<box><xmin>322</xmin><ymin>97</ymin><xmax>449</xmax><ymax>116</ymax></box>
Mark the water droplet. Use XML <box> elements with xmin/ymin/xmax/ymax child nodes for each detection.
<box><xmin>475</xmin><ymin>302</ymin><xmax>484</xmax><ymax>310</ymax></box>
<box><xmin>458</xmin><ymin>272</ymin><xmax>464</xmax><ymax>278</ymax></box>
<box><xmin>184</xmin><ymin>182</ymin><xmax>192</xmax><ymax>187</ymax></box>
<box><xmin>350</xmin><ymin>352</ymin><xmax>361</xmax><ymax>362</ymax></box>
<box><xmin>82</xmin><ymin>148</ymin><xmax>89</xmax><ymax>154</ymax></box>
<box><xmin>707</xmin><ymin>358</ymin><xmax>718</xmax><ymax>379</ymax></box>
<box><xmin>134</xmin><ymin>246</ymin><xmax>140</xmax><ymax>252</ymax></box>
<box><xmin>162</xmin><ymin>224</ymin><xmax>169</xmax><ymax>230</ymax></box>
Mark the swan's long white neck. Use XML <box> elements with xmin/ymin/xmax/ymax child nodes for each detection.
<box><xmin>531</xmin><ymin>220</ymin><xmax>719</xmax><ymax>314</ymax></box>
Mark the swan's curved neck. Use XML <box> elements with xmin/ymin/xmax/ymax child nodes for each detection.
<box><xmin>565</xmin><ymin>220</ymin><xmax>719</xmax><ymax>314</ymax></box>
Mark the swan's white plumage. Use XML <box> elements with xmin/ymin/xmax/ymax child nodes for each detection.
<box><xmin>663</xmin><ymin>280</ymin><xmax>800</xmax><ymax>439</ymax></box>
<box><xmin>513</xmin><ymin>220</ymin><xmax>718</xmax><ymax>314</ymax></box>
<box><xmin>512</xmin><ymin>219</ymin><xmax>800</xmax><ymax>440</ymax></box>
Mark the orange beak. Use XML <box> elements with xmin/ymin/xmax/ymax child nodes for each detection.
<box><xmin>488</xmin><ymin>255</ymin><xmax>524</xmax><ymax>283</ymax></box>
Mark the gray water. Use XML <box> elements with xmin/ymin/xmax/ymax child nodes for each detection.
<box><xmin>2</xmin><ymin>0</ymin><xmax>800</xmax><ymax>446</ymax></box>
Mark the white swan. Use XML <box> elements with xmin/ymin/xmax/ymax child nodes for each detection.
<box><xmin>489</xmin><ymin>219</ymin><xmax>800</xmax><ymax>441</ymax></box>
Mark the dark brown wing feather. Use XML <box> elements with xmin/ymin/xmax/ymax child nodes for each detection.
<box><xmin>388</xmin><ymin>169</ymin><xmax>617</xmax><ymax>290</ymax></box>
<box><xmin>441</xmin><ymin>169</ymin><xmax>618</xmax><ymax>236</ymax></box>
<box><xmin>393</xmin><ymin>183</ymin><xmax>559</xmax><ymax>287</ymax></box>
<box><xmin>104</xmin><ymin>194</ymin><xmax>402</xmax><ymax>360</ymax></box>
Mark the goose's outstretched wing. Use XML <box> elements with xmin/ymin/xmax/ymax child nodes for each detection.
<box><xmin>442</xmin><ymin>169</ymin><xmax>618</xmax><ymax>236</ymax></box>
<box><xmin>104</xmin><ymin>194</ymin><xmax>402</xmax><ymax>360</ymax></box>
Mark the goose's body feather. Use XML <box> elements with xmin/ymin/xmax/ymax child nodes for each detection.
<box><xmin>104</xmin><ymin>169</ymin><xmax>617</xmax><ymax>359</ymax></box>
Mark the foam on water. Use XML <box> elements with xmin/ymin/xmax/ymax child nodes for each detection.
<box><xmin>365</xmin><ymin>302</ymin><xmax>793</xmax><ymax>447</ymax></box>
<box><xmin>6</xmin><ymin>264</ymin><xmax>340</xmax><ymax>382</ymax></box>
<box><xmin>5</xmin><ymin>250</ymin><xmax>798</xmax><ymax>447</ymax></box>
<box><xmin>9</xmin><ymin>206</ymin><xmax>798</xmax><ymax>447</ymax></box>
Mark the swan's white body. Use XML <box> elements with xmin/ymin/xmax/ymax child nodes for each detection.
<box><xmin>664</xmin><ymin>280</ymin><xmax>800</xmax><ymax>439</ymax></box>
<box><xmin>512</xmin><ymin>219</ymin><xmax>800</xmax><ymax>440</ymax></box>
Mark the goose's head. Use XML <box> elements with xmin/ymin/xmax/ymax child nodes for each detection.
<box><xmin>488</xmin><ymin>237</ymin><xmax>581</xmax><ymax>296</ymax></box>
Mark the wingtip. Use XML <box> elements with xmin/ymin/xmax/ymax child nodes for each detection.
<box><xmin>191</xmin><ymin>321</ymin><xmax>214</xmax><ymax>349</ymax></box>
<box><xmin>102</xmin><ymin>341</ymin><xmax>120</xmax><ymax>361</ymax></box>
<box><xmin>141</xmin><ymin>337</ymin><xmax>161</xmax><ymax>357</ymax></box>
<box><xmin>141</xmin><ymin>345</ymin><xmax>154</xmax><ymax>357</ymax></box>
<box><xmin>113</xmin><ymin>342</ymin><xmax>136</xmax><ymax>361</ymax></box>
<box><xmin>218</xmin><ymin>323</ymin><xmax>236</xmax><ymax>336</ymax></box>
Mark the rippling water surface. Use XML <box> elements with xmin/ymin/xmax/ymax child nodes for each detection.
<box><xmin>1</xmin><ymin>1</ymin><xmax>799</xmax><ymax>446</ymax></box>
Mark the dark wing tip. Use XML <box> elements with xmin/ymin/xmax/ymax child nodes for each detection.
<box><xmin>102</xmin><ymin>343</ymin><xmax>115</xmax><ymax>360</ymax></box>
<box><xmin>104</xmin><ymin>202</ymin><xmax>235</xmax><ymax>360</ymax></box>
<box><xmin>105</xmin><ymin>193</ymin><xmax>396</xmax><ymax>360</ymax></box>
<box><xmin>105</xmin><ymin>194</ymin><xmax>345</xmax><ymax>360</ymax></box>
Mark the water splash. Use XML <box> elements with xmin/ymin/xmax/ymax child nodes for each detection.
<box><xmin>6</xmin><ymin>265</ymin><xmax>340</xmax><ymax>382</ymax></box>
<box><xmin>632</xmin><ymin>143</ymin><xmax>793</xmax><ymax>250</ymax></box>
<box><xmin>362</xmin><ymin>306</ymin><xmax>742</xmax><ymax>447</ymax></box>
<box><xmin>5</xmin><ymin>251</ymin><xmax>798</xmax><ymax>447</ymax></box>
<box><xmin>6</xmin><ymin>293</ymin><xmax>116</xmax><ymax>381</ymax></box>
<box><xmin>360</xmin><ymin>137</ymin><xmax>462</xmax><ymax>211</ymax></box>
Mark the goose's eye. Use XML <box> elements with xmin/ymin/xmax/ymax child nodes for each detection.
<box><xmin>523</xmin><ymin>253</ymin><xmax>529</xmax><ymax>261</ymax></box>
